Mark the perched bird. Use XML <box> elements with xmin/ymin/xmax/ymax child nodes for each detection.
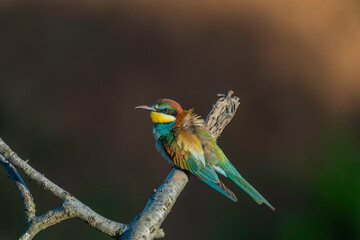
<box><xmin>136</xmin><ymin>99</ymin><xmax>274</xmax><ymax>211</ymax></box>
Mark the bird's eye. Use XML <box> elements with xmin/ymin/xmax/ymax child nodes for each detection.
<box><xmin>162</xmin><ymin>108</ymin><xmax>169</xmax><ymax>113</ymax></box>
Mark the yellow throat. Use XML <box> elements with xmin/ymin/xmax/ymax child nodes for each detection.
<box><xmin>150</xmin><ymin>112</ymin><xmax>176</xmax><ymax>124</ymax></box>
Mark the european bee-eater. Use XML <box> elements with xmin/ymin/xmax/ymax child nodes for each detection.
<box><xmin>136</xmin><ymin>99</ymin><xmax>274</xmax><ymax>211</ymax></box>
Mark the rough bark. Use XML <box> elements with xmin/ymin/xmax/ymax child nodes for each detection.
<box><xmin>0</xmin><ymin>140</ymin><xmax>126</xmax><ymax>240</ymax></box>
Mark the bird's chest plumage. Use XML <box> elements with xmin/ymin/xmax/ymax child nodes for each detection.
<box><xmin>155</xmin><ymin>139</ymin><xmax>174</xmax><ymax>165</ymax></box>
<box><xmin>155</xmin><ymin>131</ymin><xmax>178</xmax><ymax>165</ymax></box>
<box><xmin>152</xmin><ymin>122</ymin><xmax>175</xmax><ymax>139</ymax></box>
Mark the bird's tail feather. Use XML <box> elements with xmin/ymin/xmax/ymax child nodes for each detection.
<box><xmin>203</xmin><ymin>179</ymin><xmax>238</xmax><ymax>202</ymax></box>
<box><xmin>230</xmin><ymin>174</ymin><xmax>275</xmax><ymax>211</ymax></box>
<box><xmin>222</xmin><ymin>162</ymin><xmax>275</xmax><ymax>211</ymax></box>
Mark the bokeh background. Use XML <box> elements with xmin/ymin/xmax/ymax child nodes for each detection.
<box><xmin>1</xmin><ymin>0</ymin><xmax>359</xmax><ymax>239</ymax></box>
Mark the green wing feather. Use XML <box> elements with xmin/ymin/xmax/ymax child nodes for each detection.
<box><xmin>220</xmin><ymin>160</ymin><xmax>275</xmax><ymax>211</ymax></box>
<box><xmin>185</xmin><ymin>158</ymin><xmax>237</xmax><ymax>202</ymax></box>
<box><xmin>162</xmin><ymin>114</ymin><xmax>274</xmax><ymax>210</ymax></box>
<box><xmin>197</xmin><ymin>128</ymin><xmax>275</xmax><ymax>210</ymax></box>
<box><xmin>163</xmin><ymin>129</ymin><xmax>237</xmax><ymax>202</ymax></box>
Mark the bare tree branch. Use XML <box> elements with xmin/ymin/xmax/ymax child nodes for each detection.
<box><xmin>19</xmin><ymin>206</ymin><xmax>72</xmax><ymax>240</ymax></box>
<box><xmin>0</xmin><ymin>154</ymin><xmax>36</xmax><ymax>226</ymax></box>
<box><xmin>0</xmin><ymin>91</ymin><xmax>239</xmax><ymax>240</ymax></box>
<box><xmin>0</xmin><ymin>140</ymin><xmax>127</xmax><ymax>239</ymax></box>
<box><xmin>205</xmin><ymin>91</ymin><xmax>240</xmax><ymax>138</ymax></box>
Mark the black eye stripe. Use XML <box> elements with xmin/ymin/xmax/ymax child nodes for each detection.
<box><xmin>167</xmin><ymin>109</ymin><xmax>177</xmax><ymax>116</ymax></box>
<box><xmin>158</xmin><ymin>107</ymin><xmax>177</xmax><ymax>116</ymax></box>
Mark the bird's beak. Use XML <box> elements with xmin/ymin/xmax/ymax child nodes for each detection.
<box><xmin>135</xmin><ymin>105</ymin><xmax>157</xmax><ymax>111</ymax></box>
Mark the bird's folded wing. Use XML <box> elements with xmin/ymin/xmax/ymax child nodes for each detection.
<box><xmin>163</xmin><ymin>129</ymin><xmax>237</xmax><ymax>201</ymax></box>
<box><xmin>162</xmin><ymin>129</ymin><xmax>217</xmax><ymax>182</ymax></box>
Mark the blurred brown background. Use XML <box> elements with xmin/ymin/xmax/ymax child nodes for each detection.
<box><xmin>1</xmin><ymin>0</ymin><xmax>359</xmax><ymax>239</ymax></box>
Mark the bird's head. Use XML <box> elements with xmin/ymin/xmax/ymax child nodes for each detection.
<box><xmin>135</xmin><ymin>99</ymin><xmax>184</xmax><ymax>126</ymax></box>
